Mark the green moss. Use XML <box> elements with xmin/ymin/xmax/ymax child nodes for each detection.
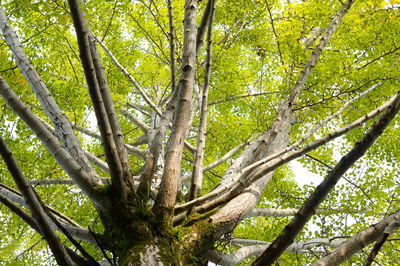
<box><xmin>176</xmin><ymin>220</ymin><xmax>218</xmax><ymax>264</ymax></box>
<box><xmin>119</xmin><ymin>237</ymin><xmax>180</xmax><ymax>266</ymax></box>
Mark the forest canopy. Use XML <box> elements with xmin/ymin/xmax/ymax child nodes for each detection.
<box><xmin>0</xmin><ymin>0</ymin><xmax>400</xmax><ymax>265</ymax></box>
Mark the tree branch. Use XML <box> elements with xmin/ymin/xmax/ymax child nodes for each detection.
<box><xmin>0</xmin><ymin>183</ymin><xmax>100</xmax><ymax>244</ymax></box>
<box><xmin>246</xmin><ymin>207</ymin><xmax>383</xmax><ymax>218</ymax></box>
<box><xmin>0</xmin><ymin>6</ymin><xmax>97</xmax><ymax>179</ymax></box>
<box><xmin>120</xmin><ymin>109</ymin><xmax>150</xmax><ymax>133</ymax></box>
<box><xmin>94</xmin><ymin>35</ymin><xmax>163</xmax><ymax>116</ymax></box>
<box><xmin>166</xmin><ymin>0</ymin><xmax>177</xmax><ymax>94</ymax></box>
<box><xmin>189</xmin><ymin>0</ymin><xmax>215</xmax><ymax>201</ymax></box>
<box><xmin>0</xmin><ymin>135</ymin><xmax>74</xmax><ymax>265</ymax></box>
<box><xmin>153</xmin><ymin>0</ymin><xmax>198</xmax><ymax>225</ymax></box>
<box><xmin>88</xmin><ymin>31</ymin><xmax>134</xmax><ymax>201</ymax></box>
<box><xmin>252</xmin><ymin>91</ymin><xmax>400</xmax><ymax>265</ymax></box>
<box><xmin>175</xmin><ymin>91</ymin><xmax>394</xmax><ymax>215</ymax></box>
<box><xmin>0</xmin><ymin>76</ymin><xmax>108</xmax><ymax>209</ymax></box>
<box><xmin>0</xmin><ymin>193</ymin><xmax>91</xmax><ymax>265</ymax></box>
<box><xmin>181</xmin><ymin>141</ymin><xmax>249</xmax><ymax>184</ymax></box>
<box><xmin>196</xmin><ymin>0</ymin><xmax>216</xmax><ymax>54</ymax></box>
<box><xmin>37</xmin><ymin>116</ymin><xmax>111</xmax><ymax>173</ymax></box>
<box><xmin>72</xmin><ymin>124</ymin><xmax>147</xmax><ymax>158</ymax></box>
<box><xmin>363</xmin><ymin>233</ymin><xmax>389</xmax><ymax>266</ymax></box>
<box><xmin>68</xmin><ymin>0</ymin><xmax>133</xmax><ymax>205</ymax></box>
<box><xmin>313</xmin><ymin>210</ymin><xmax>400</xmax><ymax>265</ymax></box>
<box><xmin>205</xmin><ymin>237</ymin><xmax>347</xmax><ymax>265</ymax></box>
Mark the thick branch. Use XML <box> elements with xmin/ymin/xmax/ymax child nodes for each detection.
<box><xmin>88</xmin><ymin>31</ymin><xmax>134</xmax><ymax>201</ymax></box>
<box><xmin>205</xmin><ymin>237</ymin><xmax>346</xmax><ymax>265</ymax></box>
<box><xmin>253</xmin><ymin>90</ymin><xmax>400</xmax><ymax>265</ymax></box>
<box><xmin>68</xmin><ymin>0</ymin><xmax>131</xmax><ymax>205</ymax></box>
<box><xmin>0</xmin><ymin>6</ymin><xmax>97</xmax><ymax>178</ymax></box>
<box><xmin>196</xmin><ymin>0</ymin><xmax>216</xmax><ymax>54</ymax></box>
<box><xmin>0</xmin><ymin>193</ymin><xmax>92</xmax><ymax>265</ymax></box>
<box><xmin>154</xmin><ymin>0</ymin><xmax>198</xmax><ymax>224</ymax></box>
<box><xmin>363</xmin><ymin>233</ymin><xmax>389</xmax><ymax>266</ymax></box>
<box><xmin>0</xmin><ymin>183</ymin><xmax>99</xmax><ymax>244</ymax></box>
<box><xmin>38</xmin><ymin>117</ymin><xmax>110</xmax><ymax>173</ymax></box>
<box><xmin>175</xmin><ymin>91</ymin><xmax>393</xmax><ymax>215</ymax></box>
<box><xmin>0</xmin><ymin>135</ymin><xmax>74</xmax><ymax>265</ymax></box>
<box><xmin>313</xmin><ymin>210</ymin><xmax>400</xmax><ymax>265</ymax></box>
<box><xmin>189</xmin><ymin>0</ymin><xmax>215</xmax><ymax>201</ymax></box>
<box><xmin>0</xmin><ymin>76</ymin><xmax>108</xmax><ymax>209</ymax></box>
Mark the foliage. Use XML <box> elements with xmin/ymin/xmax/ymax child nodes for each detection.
<box><xmin>0</xmin><ymin>0</ymin><xmax>400</xmax><ymax>265</ymax></box>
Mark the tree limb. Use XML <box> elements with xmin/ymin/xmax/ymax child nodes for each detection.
<box><xmin>175</xmin><ymin>90</ymin><xmax>394</xmax><ymax>215</ymax></box>
<box><xmin>153</xmin><ymin>0</ymin><xmax>198</xmax><ymax>225</ymax></box>
<box><xmin>252</xmin><ymin>91</ymin><xmax>400</xmax><ymax>265</ymax></box>
<box><xmin>0</xmin><ymin>6</ymin><xmax>97</xmax><ymax>179</ymax></box>
<box><xmin>0</xmin><ymin>76</ymin><xmax>108</xmax><ymax>209</ymax></box>
<box><xmin>246</xmin><ymin>208</ymin><xmax>383</xmax><ymax>218</ymax></box>
<box><xmin>205</xmin><ymin>237</ymin><xmax>347</xmax><ymax>265</ymax></box>
<box><xmin>68</xmin><ymin>0</ymin><xmax>134</xmax><ymax>205</ymax></box>
<box><xmin>189</xmin><ymin>0</ymin><xmax>215</xmax><ymax>201</ymax></box>
<box><xmin>72</xmin><ymin>124</ymin><xmax>147</xmax><ymax>158</ymax></box>
<box><xmin>0</xmin><ymin>193</ymin><xmax>92</xmax><ymax>265</ymax></box>
<box><xmin>181</xmin><ymin>141</ymin><xmax>249</xmax><ymax>184</ymax></box>
<box><xmin>94</xmin><ymin>35</ymin><xmax>163</xmax><ymax>116</ymax></box>
<box><xmin>313</xmin><ymin>210</ymin><xmax>400</xmax><ymax>265</ymax></box>
<box><xmin>0</xmin><ymin>135</ymin><xmax>75</xmax><ymax>265</ymax></box>
<box><xmin>0</xmin><ymin>183</ymin><xmax>100</xmax><ymax>244</ymax></box>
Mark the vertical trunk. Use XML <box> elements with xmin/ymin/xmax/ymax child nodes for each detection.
<box><xmin>154</xmin><ymin>0</ymin><xmax>198</xmax><ymax>225</ymax></box>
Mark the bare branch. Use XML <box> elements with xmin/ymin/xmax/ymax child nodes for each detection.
<box><xmin>29</xmin><ymin>178</ymin><xmax>110</xmax><ymax>186</ymax></box>
<box><xmin>0</xmin><ymin>135</ymin><xmax>74</xmax><ymax>265</ymax></box>
<box><xmin>166</xmin><ymin>0</ymin><xmax>177</xmax><ymax>94</ymax></box>
<box><xmin>196</xmin><ymin>0</ymin><xmax>216</xmax><ymax>54</ymax></box>
<box><xmin>313</xmin><ymin>210</ymin><xmax>400</xmax><ymax>265</ymax></box>
<box><xmin>205</xmin><ymin>237</ymin><xmax>347</xmax><ymax>265</ymax></box>
<box><xmin>153</xmin><ymin>0</ymin><xmax>198</xmax><ymax>225</ymax></box>
<box><xmin>253</xmin><ymin>90</ymin><xmax>400</xmax><ymax>265</ymax></box>
<box><xmin>181</xmin><ymin>141</ymin><xmax>249</xmax><ymax>184</ymax></box>
<box><xmin>189</xmin><ymin>0</ymin><xmax>215</xmax><ymax>201</ymax></box>
<box><xmin>0</xmin><ymin>6</ymin><xmax>97</xmax><ymax>178</ymax></box>
<box><xmin>94</xmin><ymin>35</ymin><xmax>163</xmax><ymax>116</ymax></box>
<box><xmin>0</xmin><ymin>193</ymin><xmax>91</xmax><ymax>265</ymax></box>
<box><xmin>0</xmin><ymin>183</ymin><xmax>100</xmax><ymax>244</ymax></box>
<box><xmin>246</xmin><ymin>208</ymin><xmax>384</xmax><ymax>218</ymax></box>
<box><xmin>244</xmin><ymin>82</ymin><xmax>383</xmax><ymax>171</ymax></box>
<box><xmin>363</xmin><ymin>233</ymin><xmax>389</xmax><ymax>266</ymax></box>
<box><xmin>68</xmin><ymin>0</ymin><xmax>134</xmax><ymax>205</ymax></box>
<box><xmin>0</xmin><ymin>76</ymin><xmax>108</xmax><ymax>209</ymax></box>
<box><xmin>38</xmin><ymin>117</ymin><xmax>110</xmax><ymax>173</ymax></box>
<box><xmin>84</xmin><ymin>151</ymin><xmax>110</xmax><ymax>173</ymax></box>
<box><xmin>88</xmin><ymin>30</ymin><xmax>134</xmax><ymax>200</ymax></box>
<box><xmin>175</xmin><ymin>91</ymin><xmax>394</xmax><ymax>215</ymax></box>
<box><xmin>120</xmin><ymin>109</ymin><xmax>150</xmax><ymax>133</ymax></box>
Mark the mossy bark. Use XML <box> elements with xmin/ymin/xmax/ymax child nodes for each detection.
<box><xmin>102</xmin><ymin>209</ymin><xmax>217</xmax><ymax>265</ymax></box>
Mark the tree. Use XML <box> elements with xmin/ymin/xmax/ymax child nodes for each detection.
<box><xmin>0</xmin><ymin>0</ymin><xmax>399</xmax><ymax>264</ymax></box>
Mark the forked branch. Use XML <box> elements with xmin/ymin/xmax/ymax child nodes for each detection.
<box><xmin>253</xmin><ymin>90</ymin><xmax>400</xmax><ymax>265</ymax></box>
